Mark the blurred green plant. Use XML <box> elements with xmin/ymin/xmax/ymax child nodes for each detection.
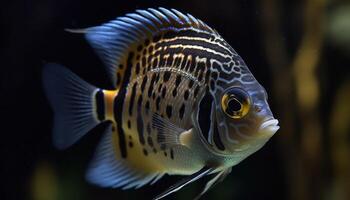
<box><xmin>328</xmin><ymin>81</ymin><xmax>350</xmax><ymax>200</ymax></box>
<box><xmin>30</xmin><ymin>162</ymin><xmax>58</xmax><ymax>200</ymax></box>
<box><xmin>30</xmin><ymin>162</ymin><xmax>87</xmax><ymax>200</ymax></box>
<box><xmin>328</xmin><ymin>4</ymin><xmax>350</xmax><ymax>54</ymax></box>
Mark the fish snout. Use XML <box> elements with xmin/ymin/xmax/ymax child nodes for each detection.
<box><xmin>258</xmin><ymin>118</ymin><xmax>280</xmax><ymax>137</ymax></box>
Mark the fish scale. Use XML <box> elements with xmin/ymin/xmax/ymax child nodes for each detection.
<box><xmin>121</xmin><ymin>70</ymin><xmax>198</xmax><ymax>168</ymax></box>
<box><xmin>107</xmin><ymin>28</ymin><xmax>217</xmax><ymax>169</ymax></box>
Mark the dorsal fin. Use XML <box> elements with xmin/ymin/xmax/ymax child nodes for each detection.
<box><xmin>83</xmin><ymin>7</ymin><xmax>219</xmax><ymax>88</ymax></box>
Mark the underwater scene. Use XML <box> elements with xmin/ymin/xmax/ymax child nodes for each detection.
<box><xmin>2</xmin><ymin>0</ymin><xmax>350</xmax><ymax>200</ymax></box>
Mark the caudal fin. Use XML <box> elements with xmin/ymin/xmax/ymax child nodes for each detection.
<box><xmin>43</xmin><ymin>63</ymin><xmax>100</xmax><ymax>149</ymax></box>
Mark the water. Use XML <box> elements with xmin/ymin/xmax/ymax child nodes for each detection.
<box><xmin>2</xmin><ymin>1</ymin><xmax>350</xmax><ymax>200</ymax></box>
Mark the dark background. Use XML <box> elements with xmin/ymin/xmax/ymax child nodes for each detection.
<box><xmin>2</xmin><ymin>0</ymin><xmax>350</xmax><ymax>200</ymax></box>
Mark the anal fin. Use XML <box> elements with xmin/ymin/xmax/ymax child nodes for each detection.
<box><xmin>86</xmin><ymin>123</ymin><xmax>163</xmax><ymax>189</ymax></box>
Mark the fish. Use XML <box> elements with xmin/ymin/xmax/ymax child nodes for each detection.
<box><xmin>43</xmin><ymin>7</ymin><xmax>280</xmax><ymax>199</ymax></box>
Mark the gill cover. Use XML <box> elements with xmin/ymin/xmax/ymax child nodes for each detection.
<box><xmin>196</xmin><ymin>90</ymin><xmax>226</xmax><ymax>152</ymax></box>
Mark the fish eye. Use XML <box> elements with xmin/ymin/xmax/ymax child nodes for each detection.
<box><xmin>221</xmin><ymin>87</ymin><xmax>251</xmax><ymax>119</ymax></box>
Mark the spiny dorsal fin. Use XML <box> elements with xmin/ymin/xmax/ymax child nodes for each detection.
<box><xmin>83</xmin><ymin>7</ymin><xmax>219</xmax><ymax>88</ymax></box>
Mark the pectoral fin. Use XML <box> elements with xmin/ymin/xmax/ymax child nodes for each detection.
<box><xmin>152</xmin><ymin>113</ymin><xmax>192</xmax><ymax>148</ymax></box>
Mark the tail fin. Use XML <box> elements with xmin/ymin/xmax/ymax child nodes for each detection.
<box><xmin>43</xmin><ymin>63</ymin><xmax>100</xmax><ymax>149</ymax></box>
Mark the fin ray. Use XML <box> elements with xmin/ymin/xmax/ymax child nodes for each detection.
<box><xmin>152</xmin><ymin>113</ymin><xmax>186</xmax><ymax>148</ymax></box>
<box><xmin>153</xmin><ymin>167</ymin><xmax>213</xmax><ymax>200</ymax></box>
<box><xmin>42</xmin><ymin>63</ymin><xmax>100</xmax><ymax>149</ymax></box>
<box><xmin>194</xmin><ymin>168</ymin><xmax>232</xmax><ymax>200</ymax></box>
<box><xmin>83</xmin><ymin>8</ymin><xmax>218</xmax><ymax>87</ymax></box>
<box><xmin>86</xmin><ymin>124</ymin><xmax>163</xmax><ymax>189</ymax></box>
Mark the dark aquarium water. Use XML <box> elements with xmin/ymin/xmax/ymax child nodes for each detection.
<box><xmin>2</xmin><ymin>0</ymin><xmax>350</xmax><ymax>200</ymax></box>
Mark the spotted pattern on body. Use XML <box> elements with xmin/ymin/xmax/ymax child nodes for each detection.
<box><xmin>98</xmin><ymin>28</ymin><xmax>256</xmax><ymax>161</ymax></box>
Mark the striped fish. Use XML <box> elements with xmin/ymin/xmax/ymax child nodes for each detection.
<box><xmin>43</xmin><ymin>7</ymin><xmax>279</xmax><ymax>199</ymax></box>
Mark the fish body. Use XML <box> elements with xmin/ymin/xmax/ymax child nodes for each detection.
<box><xmin>43</xmin><ymin>8</ymin><xmax>279</xmax><ymax>199</ymax></box>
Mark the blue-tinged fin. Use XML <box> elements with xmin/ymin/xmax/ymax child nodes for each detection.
<box><xmin>86</xmin><ymin>124</ymin><xmax>164</xmax><ymax>189</ymax></box>
<box><xmin>153</xmin><ymin>167</ymin><xmax>213</xmax><ymax>200</ymax></box>
<box><xmin>80</xmin><ymin>7</ymin><xmax>218</xmax><ymax>87</ymax></box>
<box><xmin>42</xmin><ymin>63</ymin><xmax>102</xmax><ymax>149</ymax></box>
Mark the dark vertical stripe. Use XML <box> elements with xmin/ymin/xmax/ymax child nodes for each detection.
<box><xmin>161</xmin><ymin>87</ymin><xmax>167</xmax><ymax>98</ymax></box>
<box><xmin>114</xmin><ymin>52</ymin><xmax>134</xmax><ymax>158</ymax></box>
<box><xmin>170</xmin><ymin>148</ymin><xmax>174</xmax><ymax>160</ymax></box>
<box><xmin>213</xmin><ymin>120</ymin><xmax>225</xmax><ymax>151</ymax></box>
<box><xmin>179</xmin><ymin>103</ymin><xmax>185</xmax><ymax>120</ymax></box>
<box><xmin>158</xmin><ymin>83</ymin><xmax>163</xmax><ymax>92</ymax></box>
<box><xmin>204</xmin><ymin>70</ymin><xmax>210</xmax><ymax>83</ymax></box>
<box><xmin>198</xmin><ymin>70</ymin><xmax>204</xmax><ymax>82</ymax></box>
<box><xmin>172</xmin><ymin>88</ymin><xmax>177</xmax><ymax>97</ymax></box>
<box><xmin>147</xmin><ymin>136</ymin><xmax>154</xmax><ymax>147</ymax></box>
<box><xmin>189</xmin><ymin>61</ymin><xmax>196</xmax><ymax>73</ymax></box>
<box><xmin>166</xmin><ymin>105</ymin><xmax>172</xmax><ymax>118</ymax></box>
<box><xmin>188</xmin><ymin>79</ymin><xmax>194</xmax><ymax>88</ymax></box>
<box><xmin>127</xmin><ymin>120</ymin><xmax>131</xmax><ymax>129</ymax></box>
<box><xmin>194</xmin><ymin>85</ymin><xmax>200</xmax><ymax>97</ymax></box>
<box><xmin>198</xmin><ymin>93</ymin><xmax>213</xmax><ymax>144</ymax></box>
<box><xmin>143</xmin><ymin>149</ymin><xmax>148</xmax><ymax>156</ymax></box>
<box><xmin>144</xmin><ymin>39</ymin><xmax>150</xmax><ymax>46</ymax></box>
<box><xmin>156</xmin><ymin>96</ymin><xmax>161</xmax><ymax>111</ymax></box>
<box><xmin>137</xmin><ymin>94</ymin><xmax>143</xmax><ymax>108</ymax></box>
<box><xmin>135</xmin><ymin>62</ymin><xmax>140</xmax><ymax>74</ymax></box>
<box><xmin>137</xmin><ymin>95</ymin><xmax>145</xmax><ymax>145</ymax></box>
<box><xmin>163</xmin><ymin>71</ymin><xmax>171</xmax><ymax>82</ymax></box>
<box><xmin>95</xmin><ymin>89</ymin><xmax>105</xmax><ymax>121</ymax></box>
<box><xmin>175</xmin><ymin>74</ymin><xmax>182</xmax><ymax>86</ymax></box>
<box><xmin>129</xmin><ymin>141</ymin><xmax>134</xmax><ymax>148</ymax></box>
<box><xmin>129</xmin><ymin>83</ymin><xmax>137</xmax><ymax>116</ymax></box>
<box><xmin>145</xmin><ymin>100</ymin><xmax>150</xmax><ymax>115</ymax></box>
<box><xmin>141</xmin><ymin>76</ymin><xmax>148</xmax><ymax>91</ymax></box>
<box><xmin>148</xmin><ymin>73</ymin><xmax>157</xmax><ymax>98</ymax></box>
<box><xmin>116</xmin><ymin>72</ymin><xmax>121</xmax><ymax>86</ymax></box>
<box><xmin>184</xmin><ymin>90</ymin><xmax>189</xmax><ymax>100</ymax></box>
<box><xmin>148</xmin><ymin>45</ymin><xmax>153</xmax><ymax>53</ymax></box>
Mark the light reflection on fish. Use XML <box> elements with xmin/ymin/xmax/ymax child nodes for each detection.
<box><xmin>43</xmin><ymin>7</ymin><xmax>280</xmax><ymax>199</ymax></box>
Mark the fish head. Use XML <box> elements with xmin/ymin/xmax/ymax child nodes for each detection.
<box><xmin>215</xmin><ymin>80</ymin><xmax>280</xmax><ymax>155</ymax></box>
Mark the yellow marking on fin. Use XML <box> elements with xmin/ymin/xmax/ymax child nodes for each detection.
<box><xmin>179</xmin><ymin>129</ymin><xmax>194</xmax><ymax>147</ymax></box>
<box><xmin>103</xmin><ymin>90</ymin><xmax>118</xmax><ymax>121</ymax></box>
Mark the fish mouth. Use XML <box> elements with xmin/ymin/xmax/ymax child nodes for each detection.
<box><xmin>259</xmin><ymin>118</ymin><xmax>280</xmax><ymax>135</ymax></box>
